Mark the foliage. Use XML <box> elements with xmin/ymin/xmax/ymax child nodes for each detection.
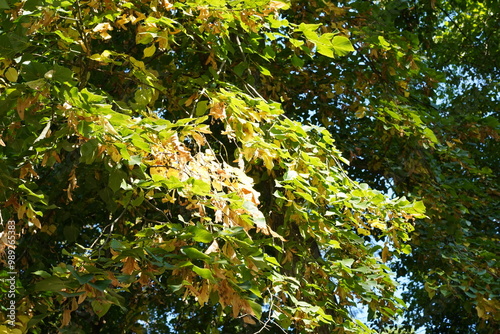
<box><xmin>0</xmin><ymin>0</ymin><xmax>498</xmax><ymax>333</ymax></box>
<box><xmin>274</xmin><ymin>0</ymin><xmax>499</xmax><ymax>333</ymax></box>
<box><xmin>0</xmin><ymin>1</ymin><xmax>425</xmax><ymax>333</ymax></box>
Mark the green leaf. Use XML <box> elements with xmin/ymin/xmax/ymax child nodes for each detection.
<box><xmin>32</xmin><ymin>270</ymin><xmax>51</xmax><ymax>278</ymax></box>
<box><xmin>192</xmin><ymin>265</ymin><xmax>215</xmax><ymax>281</ymax></box>
<box><xmin>127</xmin><ymin>155</ymin><xmax>143</xmax><ymax>166</ymax></box>
<box><xmin>57</xmin><ymin>290</ymin><xmax>86</xmax><ymax>298</ymax></box>
<box><xmin>63</xmin><ymin>225</ymin><xmax>80</xmax><ymax>243</ymax></box>
<box><xmin>68</xmin><ymin>266</ymin><xmax>94</xmax><ymax>285</ymax></box>
<box><xmin>190</xmin><ymin>226</ymin><xmax>214</xmax><ymax>243</ymax></box>
<box><xmin>401</xmin><ymin>244</ymin><xmax>412</xmax><ymax>255</ymax></box>
<box><xmin>111</xmin><ymin>239</ymin><xmax>127</xmax><ymax>250</ymax></box>
<box><xmin>0</xmin><ymin>33</ymin><xmax>29</xmax><ymax>57</ymax></box>
<box><xmin>247</xmin><ymin>299</ymin><xmax>262</xmax><ymax>319</ymax></box>
<box><xmin>340</xmin><ymin>259</ymin><xmax>355</xmax><ymax>268</ymax></box>
<box><xmin>233</xmin><ymin>62</ymin><xmax>248</xmax><ymax>77</ymax></box>
<box><xmin>331</xmin><ymin>36</ymin><xmax>355</xmax><ymax>57</ymax></box>
<box><xmin>52</xmin><ymin>64</ymin><xmax>75</xmax><ymax>84</ymax></box>
<box><xmin>423</xmin><ymin>127</ymin><xmax>439</xmax><ymax>144</ymax></box>
<box><xmin>413</xmin><ymin>200</ymin><xmax>426</xmax><ymax>214</ymax></box>
<box><xmin>181</xmin><ymin>247</ymin><xmax>211</xmax><ymax>261</ymax></box>
<box><xmin>91</xmin><ymin>300</ymin><xmax>112</xmax><ymax>318</ymax></box>
<box><xmin>295</xmin><ymin>191</ymin><xmax>315</xmax><ymax>204</ymax></box>
<box><xmin>190</xmin><ymin>179</ymin><xmax>211</xmax><ymax>196</ymax></box>
<box><xmin>18</xmin><ymin>184</ymin><xmax>46</xmax><ymax>203</ymax></box>
<box><xmin>80</xmin><ymin>139</ymin><xmax>100</xmax><ymax>164</ymax></box>
<box><xmin>291</xmin><ymin>55</ymin><xmax>304</xmax><ymax>68</ymax></box>
<box><xmin>88</xmin><ymin>280</ymin><xmax>112</xmax><ymax>291</ymax></box>
<box><xmin>264</xmin><ymin>256</ymin><xmax>281</xmax><ymax>267</ymax></box>
<box><xmin>195</xmin><ymin>100</ymin><xmax>208</xmax><ymax>116</ymax></box>
<box><xmin>34</xmin><ymin>277</ymin><xmax>72</xmax><ymax>292</ymax></box>
<box><xmin>109</xmin><ymin>169</ymin><xmax>127</xmax><ymax>192</ymax></box>
<box><xmin>263</xmin><ymin>46</ymin><xmax>275</xmax><ymax>59</ymax></box>
<box><xmin>258</xmin><ymin>65</ymin><xmax>272</xmax><ymax>76</ymax></box>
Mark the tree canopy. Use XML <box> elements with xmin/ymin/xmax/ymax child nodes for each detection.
<box><xmin>0</xmin><ymin>0</ymin><xmax>498</xmax><ymax>333</ymax></box>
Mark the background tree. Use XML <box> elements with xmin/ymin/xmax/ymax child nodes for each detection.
<box><xmin>273</xmin><ymin>0</ymin><xmax>499</xmax><ymax>332</ymax></box>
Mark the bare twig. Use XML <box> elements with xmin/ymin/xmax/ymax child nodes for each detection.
<box><xmin>90</xmin><ymin>206</ymin><xmax>128</xmax><ymax>257</ymax></box>
<box><xmin>144</xmin><ymin>199</ymin><xmax>173</xmax><ymax>223</ymax></box>
<box><xmin>253</xmin><ymin>290</ymin><xmax>275</xmax><ymax>334</ymax></box>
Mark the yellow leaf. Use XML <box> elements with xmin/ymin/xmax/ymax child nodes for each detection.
<box><xmin>370</xmin><ymin>220</ymin><xmax>387</xmax><ymax>230</ymax></box>
<box><xmin>31</xmin><ymin>217</ymin><xmax>42</xmax><ymax>229</ymax></box>
<box><xmin>268</xmin><ymin>0</ymin><xmax>289</xmax><ymax>10</ymax></box>
<box><xmin>78</xmin><ymin>291</ymin><xmax>88</xmax><ymax>304</ymax></box>
<box><xmin>106</xmin><ymin>145</ymin><xmax>122</xmax><ymax>162</ymax></box>
<box><xmin>67</xmin><ymin>168</ymin><xmax>78</xmax><ymax>201</ymax></box>
<box><xmin>116</xmin><ymin>14</ymin><xmax>131</xmax><ymax>30</ymax></box>
<box><xmin>138</xmin><ymin>271</ymin><xmax>151</xmax><ymax>286</ymax></box>
<box><xmin>41</xmin><ymin>224</ymin><xmax>57</xmax><ymax>235</ymax></box>
<box><xmin>157</xmin><ymin>31</ymin><xmax>170</xmax><ymax>50</ymax></box>
<box><xmin>261</xmin><ymin>152</ymin><xmax>274</xmax><ymax>170</ymax></box>
<box><xmin>17</xmin><ymin>204</ymin><xmax>26</xmax><ymax>220</ymax></box>
<box><xmin>192</xmin><ymin>132</ymin><xmax>206</xmax><ymax>146</ymax></box>
<box><xmin>5</xmin><ymin>67</ymin><xmax>18</xmax><ymax>82</ymax></box>
<box><xmin>143</xmin><ymin>44</ymin><xmax>156</xmax><ymax>58</ymax></box>
<box><xmin>357</xmin><ymin>228</ymin><xmax>370</xmax><ymax>236</ymax></box>
<box><xmin>184</xmin><ymin>93</ymin><xmax>198</xmax><ymax>107</ymax></box>
<box><xmin>355</xmin><ymin>107</ymin><xmax>366</xmax><ymax>119</ymax></box>
<box><xmin>476</xmin><ymin>304</ymin><xmax>485</xmax><ymax>319</ymax></box>
<box><xmin>195</xmin><ymin>124</ymin><xmax>212</xmax><ymax>134</ymax></box>
<box><xmin>0</xmin><ymin>326</ymin><xmax>22</xmax><ymax>334</ymax></box>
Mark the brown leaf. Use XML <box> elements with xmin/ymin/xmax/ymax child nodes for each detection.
<box><xmin>382</xmin><ymin>245</ymin><xmax>390</xmax><ymax>263</ymax></box>
<box><xmin>66</xmin><ymin>168</ymin><xmax>78</xmax><ymax>201</ymax></box>
<box><xmin>78</xmin><ymin>291</ymin><xmax>87</xmax><ymax>305</ymax></box>
<box><xmin>62</xmin><ymin>309</ymin><xmax>72</xmax><ymax>327</ymax></box>
<box><xmin>197</xmin><ymin>281</ymin><xmax>210</xmax><ymax>306</ymax></box>
<box><xmin>242</xmin><ymin>315</ymin><xmax>256</xmax><ymax>325</ymax></box>
<box><xmin>122</xmin><ymin>256</ymin><xmax>139</xmax><ymax>275</ymax></box>
<box><xmin>138</xmin><ymin>272</ymin><xmax>151</xmax><ymax>286</ymax></box>
<box><xmin>209</xmin><ymin>101</ymin><xmax>227</xmax><ymax>120</ymax></box>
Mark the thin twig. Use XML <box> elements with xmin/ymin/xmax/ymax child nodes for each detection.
<box><xmin>253</xmin><ymin>290</ymin><xmax>275</xmax><ymax>334</ymax></box>
<box><xmin>190</xmin><ymin>87</ymin><xmax>206</xmax><ymax>117</ymax></box>
<box><xmin>90</xmin><ymin>206</ymin><xmax>128</xmax><ymax>256</ymax></box>
<box><xmin>145</xmin><ymin>199</ymin><xmax>173</xmax><ymax>223</ymax></box>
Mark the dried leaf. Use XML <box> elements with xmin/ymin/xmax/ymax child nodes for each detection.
<box><xmin>62</xmin><ymin>309</ymin><xmax>72</xmax><ymax>327</ymax></box>
<box><xmin>122</xmin><ymin>257</ymin><xmax>139</xmax><ymax>275</ymax></box>
<box><xmin>93</xmin><ymin>22</ymin><xmax>113</xmax><ymax>39</ymax></box>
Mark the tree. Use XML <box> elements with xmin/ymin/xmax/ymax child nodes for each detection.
<box><xmin>0</xmin><ymin>1</ymin><xmax>498</xmax><ymax>334</ymax></box>
<box><xmin>0</xmin><ymin>1</ymin><xmax>423</xmax><ymax>333</ymax></box>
